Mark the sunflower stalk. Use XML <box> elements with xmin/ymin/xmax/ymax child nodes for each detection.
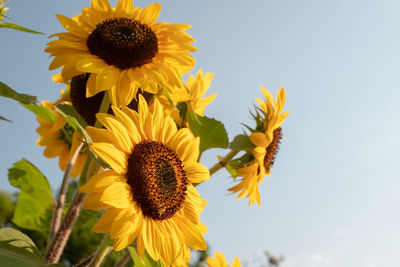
<box><xmin>45</xmin><ymin>190</ymin><xmax>86</xmax><ymax>263</ymax></box>
<box><xmin>48</xmin><ymin>142</ymin><xmax>84</xmax><ymax>240</ymax></box>
<box><xmin>88</xmin><ymin>235</ymin><xmax>112</xmax><ymax>267</ymax></box>
<box><xmin>209</xmin><ymin>150</ymin><xmax>239</xmax><ymax>176</ymax></box>
<box><xmin>45</xmin><ymin>92</ymin><xmax>111</xmax><ymax>264</ymax></box>
<box><xmin>113</xmin><ymin>252</ymin><xmax>131</xmax><ymax>267</ymax></box>
<box><xmin>74</xmin><ymin>253</ymin><xmax>95</xmax><ymax>267</ymax></box>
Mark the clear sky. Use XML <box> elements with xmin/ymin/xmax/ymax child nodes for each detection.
<box><xmin>1</xmin><ymin>0</ymin><xmax>400</xmax><ymax>266</ymax></box>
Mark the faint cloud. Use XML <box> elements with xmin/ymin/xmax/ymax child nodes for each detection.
<box><xmin>281</xmin><ymin>253</ymin><xmax>333</xmax><ymax>267</ymax></box>
<box><xmin>310</xmin><ymin>253</ymin><xmax>332</xmax><ymax>264</ymax></box>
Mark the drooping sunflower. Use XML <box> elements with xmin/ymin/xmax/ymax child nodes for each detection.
<box><xmin>36</xmin><ymin>101</ymin><xmax>86</xmax><ymax>178</ymax></box>
<box><xmin>229</xmin><ymin>87</ymin><xmax>289</xmax><ymax>206</ymax></box>
<box><xmin>79</xmin><ymin>95</ymin><xmax>209</xmax><ymax>265</ymax></box>
<box><xmin>45</xmin><ymin>0</ymin><xmax>196</xmax><ymax>107</ymax></box>
<box><xmin>205</xmin><ymin>251</ymin><xmax>241</xmax><ymax>267</ymax></box>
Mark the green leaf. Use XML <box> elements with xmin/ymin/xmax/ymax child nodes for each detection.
<box><xmin>8</xmin><ymin>159</ymin><xmax>54</xmax><ymax>231</ymax></box>
<box><xmin>21</xmin><ymin>104</ymin><xmax>57</xmax><ymax>122</ymax></box>
<box><xmin>187</xmin><ymin>111</ymin><xmax>229</xmax><ymax>152</ymax></box>
<box><xmin>128</xmin><ymin>247</ymin><xmax>145</xmax><ymax>267</ymax></box>
<box><xmin>0</xmin><ymin>228</ymin><xmax>46</xmax><ymax>267</ymax></box>
<box><xmin>229</xmin><ymin>152</ymin><xmax>254</xmax><ymax>170</ymax></box>
<box><xmin>176</xmin><ymin>102</ymin><xmax>188</xmax><ymax>120</ymax></box>
<box><xmin>229</xmin><ymin>134</ymin><xmax>256</xmax><ymax>151</ymax></box>
<box><xmin>0</xmin><ymin>81</ymin><xmax>37</xmax><ymax>104</ymax></box>
<box><xmin>0</xmin><ymin>115</ymin><xmax>11</xmax><ymax>122</ymax></box>
<box><xmin>54</xmin><ymin>104</ymin><xmax>91</xmax><ymax>142</ymax></box>
<box><xmin>0</xmin><ymin>192</ymin><xmax>15</xmax><ymax>226</ymax></box>
<box><xmin>225</xmin><ymin>164</ymin><xmax>238</xmax><ymax>178</ymax></box>
<box><xmin>128</xmin><ymin>247</ymin><xmax>164</xmax><ymax>267</ymax></box>
<box><xmin>0</xmin><ymin>22</ymin><xmax>44</xmax><ymax>34</ymax></box>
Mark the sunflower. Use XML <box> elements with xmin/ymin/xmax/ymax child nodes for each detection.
<box><xmin>228</xmin><ymin>87</ymin><xmax>289</xmax><ymax>206</ymax></box>
<box><xmin>36</xmin><ymin>101</ymin><xmax>86</xmax><ymax>178</ymax></box>
<box><xmin>205</xmin><ymin>251</ymin><xmax>241</xmax><ymax>267</ymax></box>
<box><xmin>45</xmin><ymin>0</ymin><xmax>196</xmax><ymax>107</ymax></box>
<box><xmin>185</xmin><ymin>68</ymin><xmax>216</xmax><ymax>116</ymax></box>
<box><xmin>157</xmin><ymin>68</ymin><xmax>216</xmax><ymax>124</ymax></box>
<box><xmin>79</xmin><ymin>95</ymin><xmax>209</xmax><ymax>265</ymax></box>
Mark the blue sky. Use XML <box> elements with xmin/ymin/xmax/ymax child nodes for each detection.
<box><xmin>1</xmin><ymin>0</ymin><xmax>400</xmax><ymax>266</ymax></box>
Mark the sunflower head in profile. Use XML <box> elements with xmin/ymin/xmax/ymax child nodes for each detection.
<box><xmin>205</xmin><ymin>251</ymin><xmax>241</xmax><ymax>267</ymax></box>
<box><xmin>36</xmin><ymin>100</ymin><xmax>86</xmax><ymax>178</ymax></box>
<box><xmin>45</xmin><ymin>0</ymin><xmax>196</xmax><ymax>107</ymax></box>
<box><xmin>229</xmin><ymin>87</ymin><xmax>289</xmax><ymax>206</ymax></box>
<box><xmin>79</xmin><ymin>95</ymin><xmax>209</xmax><ymax>265</ymax></box>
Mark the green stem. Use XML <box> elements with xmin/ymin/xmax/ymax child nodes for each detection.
<box><xmin>94</xmin><ymin>91</ymin><xmax>110</xmax><ymax>128</ymax></box>
<box><xmin>89</xmin><ymin>235</ymin><xmax>112</xmax><ymax>267</ymax></box>
<box><xmin>209</xmin><ymin>150</ymin><xmax>239</xmax><ymax>176</ymax></box>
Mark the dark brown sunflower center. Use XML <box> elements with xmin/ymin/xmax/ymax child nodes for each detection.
<box><xmin>86</xmin><ymin>17</ymin><xmax>158</xmax><ymax>70</ymax></box>
<box><xmin>70</xmin><ymin>74</ymin><xmax>154</xmax><ymax>126</ymax></box>
<box><xmin>126</xmin><ymin>140</ymin><xmax>188</xmax><ymax>220</ymax></box>
<box><xmin>263</xmin><ymin>127</ymin><xmax>282</xmax><ymax>173</ymax></box>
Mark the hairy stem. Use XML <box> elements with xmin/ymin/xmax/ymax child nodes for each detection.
<box><xmin>74</xmin><ymin>253</ymin><xmax>95</xmax><ymax>267</ymax></box>
<box><xmin>45</xmin><ymin>191</ymin><xmax>86</xmax><ymax>263</ymax></box>
<box><xmin>209</xmin><ymin>150</ymin><xmax>239</xmax><ymax>175</ymax></box>
<box><xmin>113</xmin><ymin>252</ymin><xmax>131</xmax><ymax>267</ymax></box>
<box><xmin>49</xmin><ymin>143</ymin><xmax>84</xmax><ymax>240</ymax></box>
<box><xmin>89</xmin><ymin>235</ymin><xmax>112</xmax><ymax>267</ymax></box>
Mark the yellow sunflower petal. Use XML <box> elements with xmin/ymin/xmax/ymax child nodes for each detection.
<box><xmin>86</xmin><ymin>126</ymin><xmax>114</xmax><ymax>143</ymax></box>
<box><xmin>184</xmin><ymin>162</ymin><xmax>210</xmax><ymax>183</ymax></box>
<box><xmin>99</xmin><ymin>182</ymin><xmax>131</xmax><ymax>208</ymax></box>
<box><xmin>93</xmin><ymin>208</ymin><xmax>120</xmax><ymax>233</ymax></box>
<box><xmin>139</xmin><ymin>3</ymin><xmax>161</xmax><ymax>25</ymax></box>
<box><xmin>79</xmin><ymin>170</ymin><xmax>119</xmax><ymax>193</ymax></box>
<box><xmin>115</xmin><ymin>0</ymin><xmax>133</xmax><ymax>11</ymax></box>
<box><xmin>96</xmin><ymin>113</ymin><xmax>133</xmax><ymax>153</ymax></box>
<box><xmin>175</xmin><ymin>215</ymin><xmax>206</xmax><ymax>251</ymax></box>
<box><xmin>83</xmin><ymin>193</ymin><xmax>112</xmax><ymax>210</ymax></box>
<box><xmin>91</xmin><ymin>0</ymin><xmax>112</xmax><ymax>12</ymax></box>
<box><xmin>96</xmin><ymin>66</ymin><xmax>120</xmax><ymax>92</ymax></box>
<box><xmin>89</xmin><ymin>142</ymin><xmax>127</xmax><ymax>174</ymax></box>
